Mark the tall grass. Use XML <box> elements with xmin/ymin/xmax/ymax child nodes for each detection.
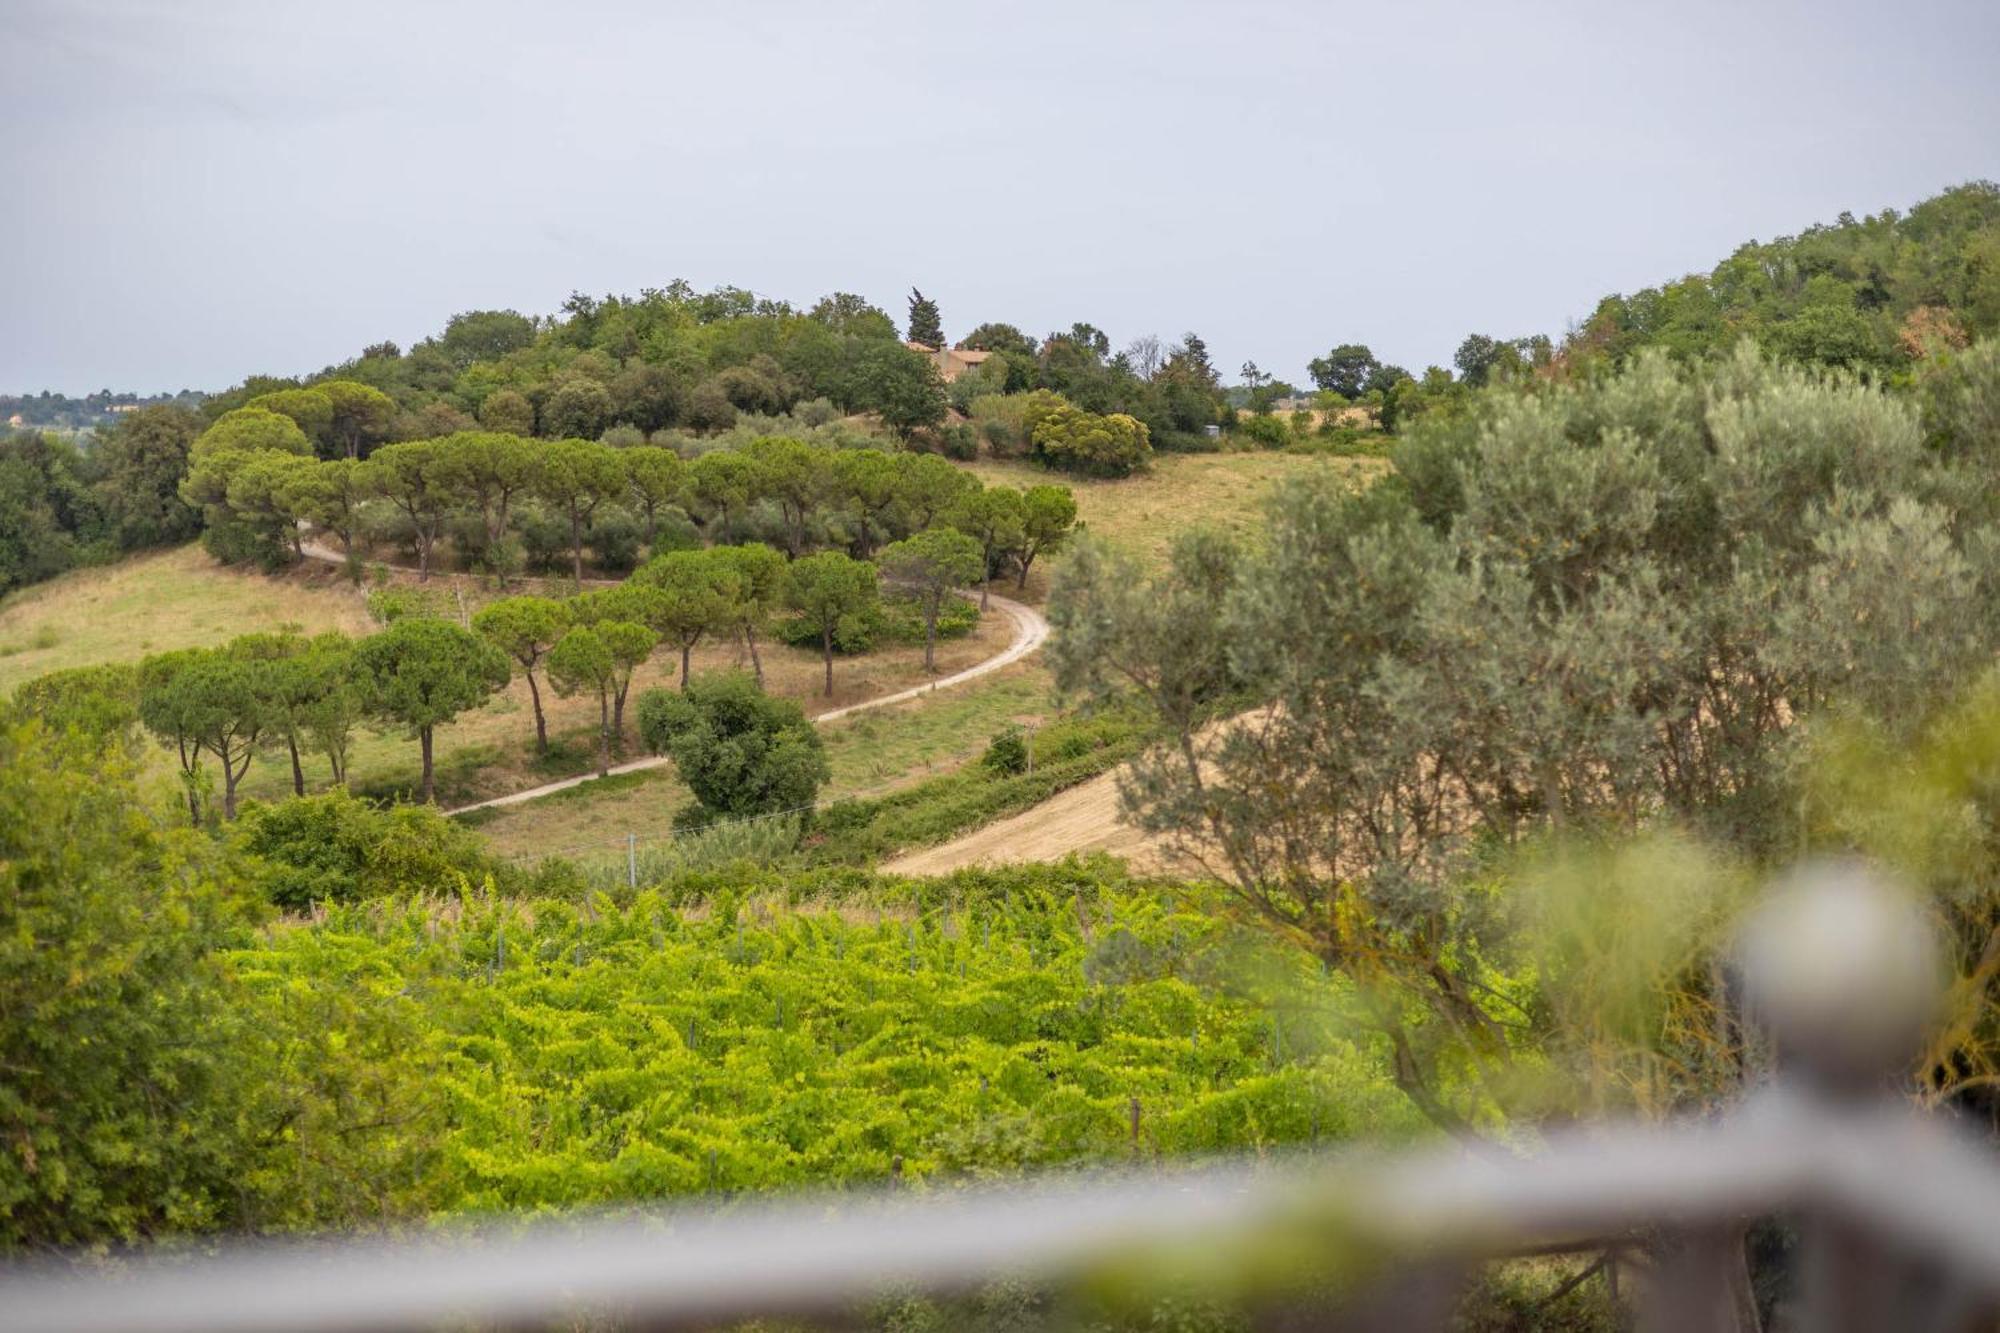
<box><xmin>565</xmin><ymin>814</ymin><xmax>804</xmax><ymax>890</ymax></box>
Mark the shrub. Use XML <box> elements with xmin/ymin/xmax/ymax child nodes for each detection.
<box><xmin>1235</xmin><ymin>413</ymin><xmax>1289</xmax><ymax>449</ymax></box>
<box><xmin>982</xmin><ymin>725</ymin><xmax>1028</xmax><ymax>775</ymax></box>
<box><xmin>1030</xmin><ymin>404</ymin><xmax>1153</xmax><ymax>477</ymax></box>
<box><xmin>586</xmin><ymin>509</ymin><xmax>643</xmax><ymax>573</ymax></box>
<box><xmin>772</xmin><ymin>592</ymin><xmax>977</xmax><ymax>654</ymax></box>
<box><xmin>638</xmin><ymin>671</ymin><xmax>830</xmax><ymax>818</ymax></box>
<box><xmin>234</xmin><ymin>788</ymin><xmax>492</xmax><ymax>908</ymax></box>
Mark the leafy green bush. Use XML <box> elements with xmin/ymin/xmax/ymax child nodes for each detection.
<box><xmin>982</xmin><ymin>724</ymin><xmax>1028</xmax><ymax>775</ymax></box>
<box><xmin>638</xmin><ymin>671</ymin><xmax>829</xmax><ymax>818</ymax></box>
<box><xmin>234</xmin><ymin>788</ymin><xmax>492</xmax><ymax>908</ymax></box>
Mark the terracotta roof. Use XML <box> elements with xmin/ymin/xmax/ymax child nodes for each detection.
<box><xmin>950</xmin><ymin>348</ymin><xmax>993</xmax><ymax>363</ymax></box>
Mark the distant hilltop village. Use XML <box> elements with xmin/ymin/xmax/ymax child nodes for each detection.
<box><xmin>2</xmin><ymin>389</ymin><xmax>207</xmax><ymax>433</ymax></box>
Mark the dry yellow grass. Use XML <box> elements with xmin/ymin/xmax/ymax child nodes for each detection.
<box><xmin>961</xmin><ymin>451</ymin><xmax>1388</xmax><ymax>599</ymax></box>
<box><xmin>0</xmin><ymin>545</ymin><xmax>375</xmax><ymax>696</ymax></box>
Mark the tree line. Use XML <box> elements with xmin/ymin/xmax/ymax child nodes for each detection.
<box><xmin>23</xmin><ymin>436</ymin><xmax>1072</xmax><ymax>804</ymax></box>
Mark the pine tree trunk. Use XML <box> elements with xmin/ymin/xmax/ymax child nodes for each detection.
<box><xmin>526</xmin><ymin>670</ymin><xmax>548</xmax><ymax>753</ymax></box>
<box><xmin>596</xmin><ymin>692</ymin><xmax>610</xmax><ymax>777</ymax></box>
<box><xmin>288</xmin><ymin>734</ymin><xmax>305</xmax><ymax>796</ymax></box>
<box><xmin>571</xmin><ymin>510</ymin><xmax>586</xmax><ymax>584</ymax></box>
<box><xmin>924</xmin><ymin>612</ymin><xmax>938</xmax><ymax>673</ymax></box>
<box><xmin>746</xmin><ymin>625</ymin><xmax>764</xmax><ymax>686</ymax></box>
<box><xmin>681</xmin><ymin>643</ymin><xmax>694</xmax><ymax>692</ymax></box>
<box><xmin>822</xmin><ymin>624</ymin><xmax>835</xmax><ymax>697</ymax></box>
<box><xmin>420</xmin><ymin>726</ymin><xmax>435</xmax><ymax>803</ymax></box>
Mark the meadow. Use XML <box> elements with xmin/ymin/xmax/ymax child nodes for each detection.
<box><xmin>963</xmin><ymin>451</ymin><xmax>1388</xmax><ymax>597</ymax></box>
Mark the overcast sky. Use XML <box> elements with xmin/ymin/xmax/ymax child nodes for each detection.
<box><xmin>4</xmin><ymin>0</ymin><xmax>1998</xmax><ymax>396</ymax></box>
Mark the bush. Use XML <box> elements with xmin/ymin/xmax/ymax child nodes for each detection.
<box><xmin>1030</xmin><ymin>403</ymin><xmax>1153</xmax><ymax>477</ymax></box>
<box><xmin>234</xmin><ymin>789</ymin><xmax>492</xmax><ymax>908</ymax></box>
<box><xmin>637</xmin><ymin>671</ymin><xmax>830</xmax><ymax>818</ymax></box>
<box><xmin>1234</xmin><ymin>413</ymin><xmax>1289</xmax><ymax>449</ymax></box>
<box><xmin>982</xmin><ymin>725</ymin><xmax>1028</xmax><ymax>776</ymax></box>
<box><xmin>517</xmin><ymin>506</ymin><xmax>573</xmax><ymax>576</ymax></box>
<box><xmin>586</xmin><ymin>509</ymin><xmax>643</xmax><ymax>573</ymax></box>
<box><xmin>940</xmin><ymin>422</ymin><xmax>979</xmax><ymax>460</ymax></box>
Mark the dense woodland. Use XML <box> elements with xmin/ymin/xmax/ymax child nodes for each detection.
<box><xmin>9</xmin><ymin>182</ymin><xmax>2000</xmax><ymax>1329</ymax></box>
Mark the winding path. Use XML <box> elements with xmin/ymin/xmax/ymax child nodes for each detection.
<box><xmin>294</xmin><ymin>535</ymin><xmax>1048</xmax><ymax>817</ymax></box>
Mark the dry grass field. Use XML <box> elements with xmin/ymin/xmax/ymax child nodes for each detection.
<box><xmin>961</xmin><ymin>451</ymin><xmax>1388</xmax><ymax>599</ymax></box>
<box><xmin>0</xmin><ymin>545</ymin><xmax>375</xmax><ymax>696</ymax></box>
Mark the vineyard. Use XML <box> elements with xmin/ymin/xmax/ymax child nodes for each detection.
<box><xmin>232</xmin><ymin>861</ymin><xmax>1416</xmax><ymax>1219</ymax></box>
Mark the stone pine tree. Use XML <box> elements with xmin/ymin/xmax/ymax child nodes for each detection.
<box><xmin>907</xmin><ymin>288</ymin><xmax>944</xmax><ymax>350</ymax></box>
<box><xmin>879</xmin><ymin>528</ymin><xmax>983</xmax><ymax>672</ymax></box>
<box><xmin>351</xmin><ymin>618</ymin><xmax>510</xmax><ymax>804</ymax></box>
<box><xmin>472</xmin><ymin>596</ymin><xmax>571</xmax><ymax>754</ymax></box>
<box><xmin>784</xmin><ymin>552</ymin><xmax>879</xmax><ymax>697</ymax></box>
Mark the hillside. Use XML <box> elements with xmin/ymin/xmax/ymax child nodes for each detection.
<box><xmin>1562</xmin><ymin>180</ymin><xmax>2000</xmax><ymax>372</ymax></box>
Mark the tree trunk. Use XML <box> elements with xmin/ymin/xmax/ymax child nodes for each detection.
<box><xmin>924</xmin><ymin>610</ymin><xmax>938</xmax><ymax>673</ymax></box>
<box><xmin>745</xmin><ymin>625</ymin><xmax>764</xmax><ymax>686</ymax></box>
<box><xmin>420</xmin><ymin>726</ymin><xmax>435</xmax><ymax>804</ymax></box>
<box><xmin>416</xmin><ymin>530</ymin><xmax>432</xmax><ymax>582</ymax></box>
<box><xmin>179</xmin><ymin>740</ymin><xmax>203</xmax><ymax>827</ymax></box>
<box><xmin>595</xmin><ymin>692</ymin><xmax>610</xmax><ymax>777</ymax></box>
<box><xmin>288</xmin><ymin>734</ymin><xmax>305</xmax><ymax>797</ymax></box>
<box><xmin>1017</xmin><ymin>552</ymin><xmax>1033</xmax><ymax>589</ymax></box>
<box><xmin>980</xmin><ymin>552</ymin><xmax>992</xmax><ymax>610</ymax></box>
<box><xmin>222</xmin><ymin>751</ymin><xmax>240</xmax><ymax>821</ymax></box>
<box><xmin>526</xmin><ymin>670</ymin><xmax>548</xmax><ymax>753</ymax></box>
<box><xmin>822</xmin><ymin>624</ymin><xmax>835</xmax><ymax>697</ymax></box>
<box><xmin>680</xmin><ymin>642</ymin><xmax>694</xmax><ymax>692</ymax></box>
<box><xmin>571</xmin><ymin>510</ymin><xmax>586</xmax><ymax>584</ymax></box>
<box><xmin>613</xmin><ymin>680</ymin><xmax>629</xmax><ymax>754</ymax></box>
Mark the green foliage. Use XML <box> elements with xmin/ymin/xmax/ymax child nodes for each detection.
<box><xmin>1031</xmin><ymin>402</ymin><xmax>1153</xmax><ymax>476</ymax></box>
<box><xmin>906</xmin><ymin>287</ymin><xmax>945</xmax><ymax>349</ymax></box>
<box><xmin>808</xmin><ymin>713</ymin><xmax>1149</xmax><ymax>864</ymax></box>
<box><xmin>0</xmin><ymin>430</ymin><xmax>104</xmax><ymax>594</ymax></box>
<box><xmin>473</xmin><ymin>595</ymin><xmax>571</xmax><ymax>753</ymax></box>
<box><xmin>637</xmin><ymin>670</ymin><xmax>829</xmax><ymax>818</ymax></box>
<box><xmin>92</xmin><ymin>406</ymin><xmax>203</xmax><ymax>550</ymax></box>
<box><xmin>783</xmin><ymin>550</ymin><xmax>880</xmax><ymax>695</ymax></box>
<box><xmin>879</xmin><ymin>527</ymin><xmax>984</xmax><ymax>669</ymax></box>
<box><xmin>981</xmin><ymin>724</ymin><xmax>1029</xmax><ymax>776</ymax></box>
<box><xmin>0</xmin><ymin>719</ymin><xmax>260</xmax><ymax>1248</ymax></box>
<box><xmin>1565</xmin><ymin>182</ymin><xmax>2000</xmax><ymax>373</ymax></box>
<box><xmin>1049</xmin><ymin>342</ymin><xmax>2000</xmax><ymax>1136</ymax></box>
<box><xmin>10</xmin><ymin>662</ymin><xmax>140</xmax><ymax>746</ymax></box>
<box><xmin>351</xmin><ymin>617</ymin><xmax>511</xmax><ymax>802</ymax></box>
<box><xmin>234</xmin><ymin>787</ymin><xmax>490</xmax><ymax>908</ymax></box>
<box><xmin>220</xmin><ymin>862</ymin><xmax>1407</xmax><ymax>1215</ymax></box>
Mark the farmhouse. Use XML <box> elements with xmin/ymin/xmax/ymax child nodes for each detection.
<box><xmin>905</xmin><ymin>341</ymin><xmax>993</xmax><ymax>383</ymax></box>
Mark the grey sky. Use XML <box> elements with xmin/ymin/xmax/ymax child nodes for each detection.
<box><xmin>4</xmin><ymin>0</ymin><xmax>1998</xmax><ymax>396</ymax></box>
